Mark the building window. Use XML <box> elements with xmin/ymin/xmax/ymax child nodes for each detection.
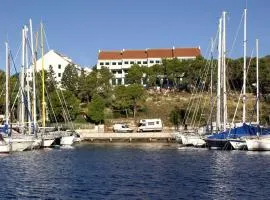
<box><xmin>150</xmin><ymin>60</ymin><xmax>154</xmax><ymax>64</ymax></box>
<box><xmin>112</xmin><ymin>62</ymin><xmax>116</xmax><ymax>65</ymax></box>
<box><xmin>100</xmin><ymin>62</ymin><xmax>104</xmax><ymax>65</ymax></box>
<box><xmin>117</xmin><ymin>78</ymin><xmax>122</xmax><ymax>85</ymax></box>
<box><xmin>124</xmin><ymin>61</ymin><xmax>129</xmax><ymax>64</ymax></box>
<box><xmin>156</xmin><ymin>60</ymin><xmax>160</xmax><ymax>64</ymax></box>
<box><xmin>124</xmin><ymin>69</ymin><xmax>128</xmax><ymax>74</ymax></box>
<box><xmin>118</xmin><ymin>62</ymin><xmax>122</xmax><ymax>65</ymax></box>
<box><xmin>58</xmin><ymin>64</ymin><xmax>61</xmax><ymax>69</ymax></box>
<box><xmin>105</xmin><ymin>62</ymin><xmax>109</xmax><ymax>65</ymax></box>
<box><xmin>117</xmin><ymin>70</ymin><xmax>122</xmax><ymax>74</ymax></box>
<box><xmin>143</xmin><ymin>61</ymin><xmax>147</xmax><ymax>64</ymax></box>
<box><xmin>111</xmin><ymin>70</ymin><xmax>117</xmax><ymax>74</ymax></box>
<box><xmin>112</xmin><ymin>78</ymin><xmax>116</xmax><ymax>85</ymax></box>
<box><xmin>137</xmin><ymin>61</ymin><xmax>141</xmax><ymax>64</ymax></box>
<box><xmin>130</xmin><ymin>61</ymin><xmax>134</xmax><ymax>64</ymax></box>
<box><xmin>58</xmin><ymin>73</ymin><xmax>61</xmax><ymax>77</ymax></box>
<box><xmin>143</xmin><ymin>78</ymin><xmax>147</xmax><ymax>85</ymax></box>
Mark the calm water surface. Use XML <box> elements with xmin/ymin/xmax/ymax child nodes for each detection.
<box><xmin>0</xmin><ymin>143</ymin><xmax>269</xmax><ymax>200</ymax></box>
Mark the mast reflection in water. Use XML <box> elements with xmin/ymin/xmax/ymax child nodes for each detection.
<box><xmin>0</xmin><ymin>144</ymin><xmax>269</xmax><ymax>199</ymax></box>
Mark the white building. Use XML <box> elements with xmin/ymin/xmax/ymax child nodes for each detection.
<box><xmin>97</xmin><ymin>47</ymin><xmax>201</xmax><ymax>85</ymax></box>
<box><xmin>29</xmin><ymin>50</ymin><xmax>92</xmax><ymax>83</ymax></box>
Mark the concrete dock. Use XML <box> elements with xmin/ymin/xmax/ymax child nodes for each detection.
<box><xmin>76</xmin><ymin>130</ymin><xmax>175</xmax><ymax>142</ymax></box>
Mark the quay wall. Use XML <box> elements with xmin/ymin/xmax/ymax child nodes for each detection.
<box><xmin>76</xmin><ymin>129</ymin><xmax>176</xmax><ymax>143</ymax></box>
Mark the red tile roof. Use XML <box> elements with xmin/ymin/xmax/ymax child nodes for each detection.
<box><xmin>147</xmin><ymin>49</ymin><xmax>173</xmax><ymax>58</ymax></box>
<box><xmin>122</xmin><ymin>50</ymin><xmax>147</xmax><ymax>59</ymax></box>
<box><xmin>174</xmin><ymin>48</ymin><xmax>201</xmax><ymax>57</ymax></box>
<box><xmin>98</xmin><ymin>47</ymin><xmax>200</xmax><ymax>60</ymax></box>
<box><xmin>98</xmin><ymin>51</ymin><xmax>122</xmax><ymax>60</ymax></box>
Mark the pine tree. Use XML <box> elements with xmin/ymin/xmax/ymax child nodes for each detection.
<box><xmin>61</xmin><ymin>64</ymin><xmax>79</xmax><ymax>94</ymax></box>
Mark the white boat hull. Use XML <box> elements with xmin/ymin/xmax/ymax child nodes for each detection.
<box><xmin>246</xmin><ymin>138</ymin><xmax>270</xmax><ymax>151</ymax></box>
<box><xmin>60</xmin><ymin>135</ymin><xmax>75</xmax><ymax>146</ymax></box>
<box><xmin>180</xmin><ymin>135</ymin><xmax>206</xmax><ymax>147</ymax></box>
<box><xmin>0</xmin><ymin>143</ymin><xmax>10</xmax><ymax>153</ymax></box>
<box><xmin>29</xmin><ymin>139</ymin><xmax>42</xmax><ymax>150</ymax></box>
<box><xmin>41</xmin><ymin>139</ymin><xmax>55</xmax><ymax>147</ymax></box>
<box><xmin>229</xmin><ymin>140</ymin><xmax>247</xmax><ymax>150</ymax></box>
<box><xmin>4</xmin><ymin>138</ymin><xmax>34</xmax><ymax>152</ymax></box>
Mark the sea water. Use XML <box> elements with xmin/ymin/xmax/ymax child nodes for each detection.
<box><xmin>0</xmin><ymin>143</ymin><xmax>269</xmax><ymax>199</ymax></box>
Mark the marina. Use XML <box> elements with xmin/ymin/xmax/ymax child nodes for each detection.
<box><xmin>0</xmin><ymin>1</ymin><xmax>270</xmax><ymax>199</ymax></box>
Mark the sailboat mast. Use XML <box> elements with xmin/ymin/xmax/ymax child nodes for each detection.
<box><xmin>25</xmin><ymin>27</ymin><xmax>32</xmax><ymax>134</ymax></box>
<box><xmin>243</xmin><ymin>9</ymin><xmax>247</xmax><ymax>123</ymax></box>
<box><xmin>217</xmin><ymin>17</ymin><xmax>222</xmax><ymax>131</ymax></box>
<box><xmin>210</xmin><ymin>38</ymin><xmax>214</xmax><ymax>133</ymax></box>
<box><xmin>222</xmin><ymin>11</ymin><xmax>227</xmax><ymax>131</ymax></box>
<box><xmin>5</xmin><ymin>42</ymin><xmax>9</xmax><ymax>130</ymax></box>
<box><xmin>30</xmin><ymin>19</ymin><xmax>37</xmax><ymax>134</ymax></box>
<box><xmin>41</xmin><ymin>23</ymin><xmax>46</xmax><ymax>128</ymax></box>
<box><xmin>256</xmin><ymin>39</ymin><xmax>259</xmax><ymax>125</ymax></box>
<box><xmin>20</xmin><ymin>27</ymin><xmax>26</xmax><ymax>132</ymax></box>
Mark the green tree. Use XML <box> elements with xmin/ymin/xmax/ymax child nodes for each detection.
<box><xmin>9</xmin><ymin>74</ymin><xmax>20</xmax><ymax>121</ymax></box>
<box><xmin>125</xmin><ymin>64</ymin><xmax>143</xmax><ymax>84</ymax></box>
<box><xmin>113</xmin><ymin>84</ymin><xmax>145</xmax><ymax>118</ymax></box>
<box><xmin>85</xmin><ymin>69</ymin><xmax>98</xmax><ymax>97</ymax></box>
<box><xmin>169</xmin><ymin>107</ymin><xmax>186</xmax><ymax>130</ymax></box>
<box><xmin>145</xmin><ymin>64</ymin><xmax>163</xmax><ymax>87</ymax></box>
<box><xmin>0</xmin><ymin>70</ymin><xmax>5</xmax><ymax>114</ymax></box>
<box><xmin>77</xmin><ymin>68</ymin><xmax>90</xmax><ymax>103</ymax></box>
<box><xmin>85</xmin><ymin>67</ymin><xmax>113</xmax><ymax>105</ymax></box>
<box><xmin>113</xmin><ymin>85</ymin><xmax>132</xmax><ymax>118</ymax></box>
<box><xmin>97</xmin><ymin>67</ymin><xmax>113</xmax><ymax>99</ymax></box>
<box><xmin>61</xmin><ymin>64</ymin><xmax>79</xmax><ymax>94</ymax></box>
<box><xmin>88</xmin><ymin>94</ymin><xmax>105</xmax><ymax>124</ymax></box>
<box><xmin>47</xmin><ymin>65</ymin><xmax>57</xmax><ymax>93</ymax></box>
<box><xmin>126</xmin><ymin>84</ymin><xmax>145</xmax><ymax>118</ymax></box>
<box><xmin>47</xmin><ymin>90</ymin><xmax>80</xmax><ymax>123</ymax></box>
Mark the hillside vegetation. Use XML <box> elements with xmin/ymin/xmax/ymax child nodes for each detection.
<box><xmin>1</xmin><ymin>56</ymin><xmax>270</xmax><ymax>129</ymax></box>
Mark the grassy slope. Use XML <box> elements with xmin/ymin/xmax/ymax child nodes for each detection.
<box><xmin>139</xmin><ymin>91</ymin><xmax>270</xmax><ymax>127</ymax></box>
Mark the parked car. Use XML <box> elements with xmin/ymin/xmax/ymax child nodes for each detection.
<box><xmin>113</xmin><ymin>124</ymin><xmax>133</xmax><ymax>133</ymax></box>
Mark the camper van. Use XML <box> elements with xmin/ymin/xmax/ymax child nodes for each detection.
<box><xmin>137</xmin><ymin>119</ymin><xmax>163</xmax><ymax>132</ymax></box>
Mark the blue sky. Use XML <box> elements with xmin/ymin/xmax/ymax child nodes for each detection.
<box><xmin>0</xmin><ymin>0</ymin><xmax>269</xmax><ymax>71</ymax></box>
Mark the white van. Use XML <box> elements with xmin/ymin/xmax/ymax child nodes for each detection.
<box><xmin>137</xmin><ymin>119</ymin><xmax>163</xmax><ymax>132</ymax></box>
<box><xmin>113</xmin><ymin>124</ymin><xmax>133</xmax><ymax>133</ymax></box>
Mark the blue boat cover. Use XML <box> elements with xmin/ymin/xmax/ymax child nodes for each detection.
<box><xmin>207</xmin><ymin>123</ymin><xmax>270</xmax><ymax>139</ymax></box>
<box><xmin>0</xmin><ymin>124</ymin><xmax>8</xmax><ymax>134</ymax></box>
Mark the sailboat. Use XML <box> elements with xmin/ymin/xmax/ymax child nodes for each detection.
<box><xmin>177</xmin><ymin>38</ymin><xmax>217</xmax><ymax>148</ymax></box>
<box><xmin>0</xmin><ymin>43</ymin><xmax>11</xmax><ymax>153</ymax></box>
<box><xmin>246</xmin><ymin>136</ymin><xmax>270</xmax><ymax>151</ymax></box>
<box><xmin>38</xmin><ymin>22</ymin><xmax>59</xmax><ymax>148</ymax></box>
<box><xmin>1</xmin><ymin>37</ymin><xmax>36</xmax><ymax>152</ymax></box>
<box><xmin>37</xmin><ymin>22</ymin><xmax>77</xmax><ymax>147</ymax></box>
<box><xmin>245</xmin><ymin>39</ymin><xmax>270</xmax><ymax>151</ymax></box>
<box><xmin>205</xmin><ymin>11</ymin><xmax>231</xmax><ymax>149</ymax></box>
<box><xmin>204</xmin><ymin>9</ymin><xmax>264</xmax><ymax>150</ymax></box>
<box><xmin>3</xmin><ymin>24</ymin><xmax>40</xmax><ymax>152</ymax></box>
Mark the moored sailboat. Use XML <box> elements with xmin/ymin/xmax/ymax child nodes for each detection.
<box><xmin>245</xmin><ymin>39</ymin><xmax>270</xmax><ymax>151</ymax></box>
<box><xmin>205</xmin><ymin>9</ymin><xmax>265</xmax><ymax>150</ymax></box>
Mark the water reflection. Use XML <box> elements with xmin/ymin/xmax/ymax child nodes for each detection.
<box><xmin>0</xmin><ymin>144</ymin><xmax>270</xmax><ymax>199</ymax></box>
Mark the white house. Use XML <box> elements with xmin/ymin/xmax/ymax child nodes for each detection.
<box><xmin>28</xmin><ymin>50</ymin><xmax>92</xmax><ymax>83</ymax></box>
<box><xmin>97</xmin><ymin>47</ymin><xmax>201</xmax><ymax>85</ymax></box>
